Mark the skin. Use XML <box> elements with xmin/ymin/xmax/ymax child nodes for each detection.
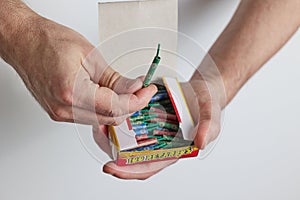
<box><xmin>1</xmin><ymin>0</ymin><xmax>300</xmax><ymax>180</ymax></box>
<box><xmin>0</xmin><ymin>0</ymin><xmax>158</xmax><ymax>126</ymax></box>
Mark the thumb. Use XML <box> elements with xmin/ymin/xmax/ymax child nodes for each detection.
<box><xmin>99</xmin><ymin>66</ymin><xmax>145</xmax><ymax>94</ymax></box>
<box><xmin>82</xmin><ymin>48</ymin><xmax>145</xmax><ymax>94</ymax></box>
<box><xmin>113</xmin><ymin>76</ymin><xmax>145</xmax><ymax>94</ymax></box>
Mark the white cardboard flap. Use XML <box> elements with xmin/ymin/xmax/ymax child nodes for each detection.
<box><xmin>162</xmin><ymin>77</ymin><xmax>195</xmax><ymax>141</ymax></box>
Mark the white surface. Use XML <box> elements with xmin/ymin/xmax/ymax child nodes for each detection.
<box><xmin>1</xmin><ymin>0</ymin><xmax>300</xmax><ymax>200</ymax></box>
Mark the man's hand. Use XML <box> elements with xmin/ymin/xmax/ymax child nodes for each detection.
<box><xmin>182</xmin><ymin>69</ymin><xmax>225</xmax><ymax>150</ymax></box>
<box><xmin>22</xmin><ymin>19</ymin><xmax>157</xmax><ymax>125</ymax></box>
<box><xmin>0</xmin><ymin>4</ymin><xmax>157</xmax><ymax>125</ymax></box>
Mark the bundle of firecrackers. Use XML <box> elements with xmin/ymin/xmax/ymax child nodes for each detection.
<box><xmin>125</xmin><ymin>84</ymin><xmax>193</xmax><ymax>152</ymax></box>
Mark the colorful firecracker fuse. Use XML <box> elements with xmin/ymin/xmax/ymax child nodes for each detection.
<box><xmin>156</xmin><ymin>127</ymin><xmax>176</xmax><ymax>133</ymax></box>
<box><xmin>130</xmin><ymin>115</ymin><xmax>144</xmax><ymax>121</ymax></box>
<box><xmin>148</xmin><ymin>103</ymin><xmax>161</xmax><ymax>107</ymax></box>
<box><xmin>153</xmin><ymin>129</ymin><xmax>178</xmax><ymax>137</ymax></box>
<box><xmin>164</xmin><ymin>141</ymin><xmax>193</xmax><ymax>149</ymax></box>
<box><xmin>137</xmin><ymin>138</ymin><xmax>158</xmax><ymax>148</ymax></box>
<box><xmin>143</xmin><ymin>44</ymin><xmax>161</xmax><ymax>88</ymax></box>
<box><xmin>148</xmin><ymin>118</ymin><xmax>178</xmax><ymax>125</ymax></box>
<box><xmin>133</xmin><ymin>128</ymin><xmax>149</xmax><ymax>135</ymax></box>
<box><xmin>158</xmin><ymin>122</ymin><xmax>179</xmax><ymax>131</ymax></box>
<box><xmin>147</xmin><ymin>123</ymin><xmax>159</xmax><ymax>129</ymax></box>
<box><xmin>153</xmin><ymin>142</ymin><xmax>167</xmax><ymax>149</ymax></box>
<box><xmin>131</xmin><ymin>120</ymin><xmax>147</xmax><ymax>126</ymax></box>
<box><xmin>149</xmin><ymin>107</ymin><xmax>165</xmax><ymax>113</ymax></box>
<box><xmin>131</xmin><ymin>109</ymin><xmax>153</xmax><ymax>117</ymax></box>
<box><xmin>132</xmin><ymin>124</ymin><xmax>147</xmax><ymax>129</ymax></box>
<box><xmin>131</xmin><ymin>111</ymin><xmax>140</xmax><ymax>117</ymax></box>
<box><xmin>131</xmin><ymin>110</ymin><xmax>144</xmax><ymax>117</ymax></box>
<box><xmin>144</xmin><ymin>114</ymin><xmax>159</xmax><ymax>121</ymax></box>
<box><xmin>135</xmin><ymin>134</ymin><xmax>156</xmax><ymax>141</ymax></box>
<box><xmin>147</xmin><ymin>126</ymin><xmax>158</xmax><ymax>133</ymax></box>
<box><xmin>150</xmin><ymin>93</ymin><xmax>169</xmax><ymax>102</ymax></box>
<box><xmin>159</xmin><ymin>135</ymin><xmax>185</xmax><ymax>142</ymax></box>
<box><xmin>149</xmin><ymin>108</ymin><xmax>178</xmax><ymax>119</ymax></box>
<box><xmin>155</xmin><ymin>113</ymin><xmax>177</xmax><ymax>121</ymax></box>
<box><xmin>130</xmin><ymin>114</ymin><xmax>158</xmax><ymax>122</ymax></box>
<box><xmin>153</xmin><ymin>136</ymin><xmax>165</xmax><ymax>141</ymax></box>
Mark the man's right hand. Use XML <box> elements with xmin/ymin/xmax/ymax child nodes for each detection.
<box><xmin>0</xmin><ymin>6</ymin><xmax>157</xmax><ymax>126</ymax></box>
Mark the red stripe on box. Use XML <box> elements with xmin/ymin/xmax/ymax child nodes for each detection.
<box><xmin>165</xmin><ymin>87</ymin><xmax>182</xmax><ymax>123</ymax></box>
<box><xmin>126</xmin><ymin>118</ymin><xmax>132</xmax><ymax>130</ymax></box>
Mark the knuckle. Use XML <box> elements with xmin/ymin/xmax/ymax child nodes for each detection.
<box><xmin>104</xmin><ymin>116</ymin><xmax>124</xmax><ymax>126</ymax></box>
<box><xmin>111</xmin><ymin>121</ymin><xmax>119</xmax><ymax>126</ymax></box>
<box><xmin>112</xmin><ymin>117</ymin><xmax>124</xmax><ymax>126</ymax></box>
<box><xmin>111</xmin><ymin>117</ymin><xmax>123</xmax><ymax>126</ymax></box>
<box><xmin>51</xmin><ymin>86</ymin><xmax>74</xmax><ymax>105</ymax></box>
<box><xmin>51</xmin><ymin>106</ymin><xmax>68</xmax><ymax>120</ymax></box>
<box><xmin>49</xmin><ymin>113</ymin><xmax>60</xmax><ymax>121</ymax></box>
<box><xmin>107</xmin><ymin>110</ymin><xmax>114</xmax><ymax>118</ymax></box>
<box><xmin>109</xmin><ymin>105</ymin><xmax>123</xmax><ymax>117</ymax></box>
<box><xmin>96</xmin><ymin>115</ymin><xmax>115</xmax><ymax>126</ymax></box>
<box><xmin>107</xmin><ymin>118</ymin><xmax>118</xmax><ymax>126</ymax></box>
<box><xmin>60</xmin><ymin>88</ymin><xmax>74</xmax><ymax>105</ymax></box>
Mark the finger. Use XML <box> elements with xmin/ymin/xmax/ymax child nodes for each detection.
<box><xmin>82</xmin><ymin>51</ymin><xmax>142</xmax><ymax>94</ymax></box>
<box><xmin>103</xmin><ymin>159</ymin><xmax>177</xmax><ymax>180</ymax></box>
<box><xmin>117</xmin><ymin>84</ymin><xmax>158</xmax><ymax>114</ymax></box>
<box><xmin>112</xmin><ymin>76</ymin><xmax>145</xmax><ymax>94</ymax></box>
<box><xmin>93</xmin><ymin>125</ymin><xmax>113</xmax><ymax>159</ymax></box>
<box><xmin>193</xmin><ymin>101</ymin><xmax>221</xmax><ymax>149</ymax></box>
<box><xmin>74</xmin><ymin>78</ymin><xmax>157</xmax><ymax>117</ymax></box>
<box><xmin>49</xmin><ymin>103</ymin><xmax>128</xmax><ymax>126</ymax></box>
<box><xmin>72</xmin><ymin>106</ymin><xmax>129</xmax><ymax>126</ymax></box>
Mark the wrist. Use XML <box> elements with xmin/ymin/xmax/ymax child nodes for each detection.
<box><xmin>211</xmin><ymin>53</ymin><xmax>251</xmax><ymax>106</ymax></box>
<box><xmin>0</xmin><ymin>1</ymin><xmax>41</xmax><ymax>67</ymax></box>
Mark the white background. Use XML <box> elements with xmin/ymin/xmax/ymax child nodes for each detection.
<box><xmin>1</xmin><ymin>0</ymin><xmax>300</xmax><ymax>199</ymax></box>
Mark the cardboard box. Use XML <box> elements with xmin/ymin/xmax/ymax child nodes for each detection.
<box><xmin>109</xmin><ymin>77</ymin><xmax>199</xmax><ymax>166</ymax></box>
<box><xmin>98</xmin><ymin>0</ymin><xmax>196</xmax><ymax>166</ymax></box>
<box><xmin>98</xmin><ymin>0</ymin><xmax>178</xmax><ymax>78</ymax></box>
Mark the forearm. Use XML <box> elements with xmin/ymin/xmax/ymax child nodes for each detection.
<box><xmin>0</xmin><ymin>0</ymin><xmax>40</xmax><ymax>69</ymax></box>
<box><xmin>204</xmin><ymin>0</ymin><xmax>300</xmax><ymax>105</ymax></box>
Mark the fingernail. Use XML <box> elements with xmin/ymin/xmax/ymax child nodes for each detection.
<box><xmin>149</xmin><ymin>84</ymin><xmax>158</xmax><ymax>93</ymax></box>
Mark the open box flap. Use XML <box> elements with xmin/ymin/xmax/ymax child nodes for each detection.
<box><xmin>112</xmin><ymin>122</ymin><xmax>138</xmax><ymax>151</ymax></box>
<box><xmin>162</xmin><ymin>77</ymin><xmax>195</xmax><ymax>141</ymax></box>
